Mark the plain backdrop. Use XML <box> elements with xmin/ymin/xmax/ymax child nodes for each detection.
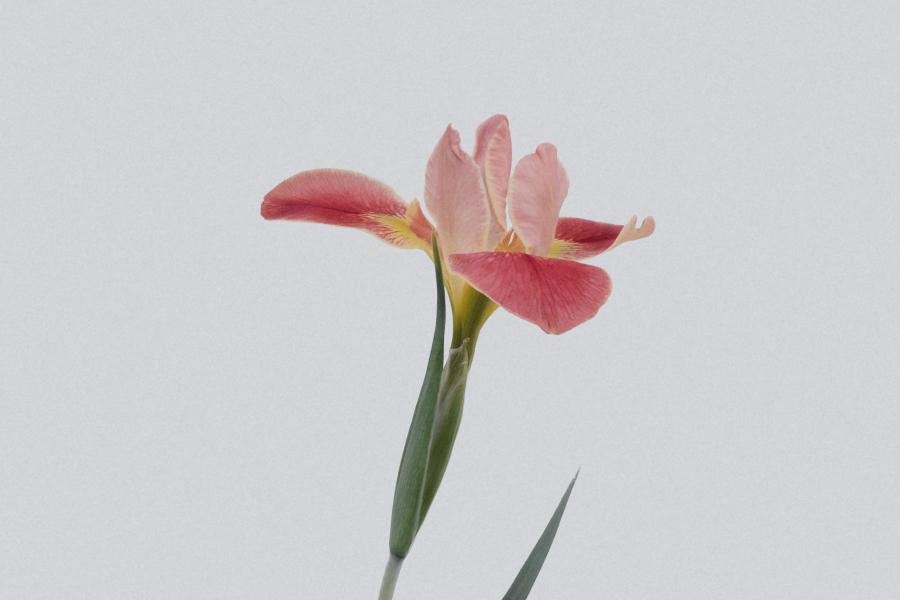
<box><xmin>2</xmin><ymin>1</ymin><xmax>899</xmax><ymax>598</ymax></box>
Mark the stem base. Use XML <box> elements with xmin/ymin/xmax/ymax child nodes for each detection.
<box><xmin>378</xmin><ymin>555</ymin><xmax>404</xmax><ymax>600</ymax></box>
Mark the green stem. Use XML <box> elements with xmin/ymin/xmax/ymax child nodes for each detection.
<box><xmin>378</xmin><ymin>555</ymin><xmax>403</xmax><ymax>600</ymax></box>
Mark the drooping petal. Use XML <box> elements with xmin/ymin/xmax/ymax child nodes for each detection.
<box><xmin>550</xmin><ymin>215</ymin><xmax>656</xmax><ymax>260</ymax></box>
<box><xmin>262</xmin><ymin>168</ymin><xmax>404</xmax><ymax>224</ymax></box>
<box><xmin>550</xmin><ymin>217</ymin><xmax>622</xmax><ymax>259</ymax></box>
<box><xmin>448</xmin><ymin>252</ymin><xmax>612</xmax><ymax>335</ymax></box>
<box><xmin>424</xmin><ymin>125</ymin><xmax>494</xmax><ymax>257</ymax></box>
<box><xmin>473</xmin><ymin>114</ymin><xmax>512</xmax><ymax>241</ymax></box>
<box><xmin>262</xmin><ymin>169</ymin><xmax>431</xmax><ymax>249</ymax></box>
<box><xmin>507</xmin><ymin>143</ymin><xmax>569</xmax><ymax>257</ymax></box>
<box><xmin>367</xmin><ymin>205</ymin><xmax>434</xmax><ymax>252</ymax></box>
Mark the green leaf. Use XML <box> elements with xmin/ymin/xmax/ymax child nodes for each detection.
<box><xmin>388</xmin><ymin>235</ymin><xmax>446</xmax><ymax>559</ymax></box>
<box><xmin>502</xmin><ymin>473</ymin><xmax>578</xmax><ymax>600</ymax></box>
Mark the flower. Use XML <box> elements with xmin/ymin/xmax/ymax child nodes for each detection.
<box><xmin>261</xmin><ymin>115</ymin><xmax>654</xmax><ymax>336</ymax></box>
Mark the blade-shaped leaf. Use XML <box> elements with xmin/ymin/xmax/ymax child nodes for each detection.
<box><xmin>502</xmin><ymin>473</ymin><xmax>578</xmax><ymax>600</ymax></box>
<box><xmin>389</xmin><ymin>235</ymin><xmax>446</xmax><ymax>558</ymax></box>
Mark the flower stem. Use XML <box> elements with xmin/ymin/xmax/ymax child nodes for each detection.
<box><xmin>378</xmin><ymin>555</ymin><xmax>404</xmax><ymax>600</ymax></box>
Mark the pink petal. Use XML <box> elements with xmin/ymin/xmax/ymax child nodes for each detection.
<box><xmin>507</xmin><ymin>143</ymin><xmax>569</xmax><ymax>257</ymax></box>
<box><xmin>551</xmin><ymin>217</ymin><xmax>623</xmax><ymax>259</ymax></box>
<box><xmin>448</xmin><ymin>252</ymin><xmax>612</xmax><ymax>335</ymax></box>
<box><xmin>424</xmin><ymin>125</ymin><xmax>494</xmax><ymax>257</ymax></box>
<box><xmin>405</xmin><ymin>199</ymin><xmax>434</xmax><ymax>245</ymax></box>
<box><xmin>261</xmin><ymin>169</ymin><xmax>429</xmax><ymax>248</ymax></box>
<box><xmin>551</xmin><ymin>215</ymin><xmax>656</xmax><ymax>259</ymax></box>
<box><xmin>473</xmin><ymin>114</ymin><xmax>512</xmax><ymax>240</ymax></box>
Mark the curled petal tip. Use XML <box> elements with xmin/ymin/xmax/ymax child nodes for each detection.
<box><xmin>607</xmin><ymin>215</ymin><xmax>655</xmax><ymax>251</ymax></box>
<box><xmin>630</xmin><ymin>215</ymin><xmax>656</xmax><ymax>239</ymax></box>
<box><xmin>474</xmin><ymin>114</ymin><xmax>510</xmax><ymax>149</ymax></box>
<box><xmin>443</xmin><ymin>124</ymin><xmax>466</xmax><ymax>160</ymax></box>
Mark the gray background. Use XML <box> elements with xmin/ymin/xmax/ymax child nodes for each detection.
<box><xmin>2</xmin><ymin>1</ymin><xmax>898</xmax><ymax>598</ymax></box>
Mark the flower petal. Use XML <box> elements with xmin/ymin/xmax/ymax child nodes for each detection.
<box><xmin>448</xmin><ymin>252</ymin><xmax>612</xmax><ymax>334</ymax></box>
<box><xmin>261</xmin><ymin>169</ymin><xmax>430</xmax><ymax>249</ymax></box>
<box><xmin>424</xmin><ymin>125</ymin><xmax>493</xmax><ymax>257</ymax></box>
<box><xmin>608</xmin><ymin>215</ymin><xmax>656</xmax><ymax>251</ymax></box>
<box><xmin>550</xmin><ymin>215</ymin><xmax>656</xmax><ymax>260</ymax></box>
<box><xmin>507</xmin><ymin>143</ymin><xmax>569</xmax><ymax>257</ymax></box>
<box><xmin>473</xmin><ymin>114</ymin><xmax>512</xmax><ymax>240</ymax></box>
<box><xmin>550</xmin><ymin>217</ymin><xmax>622</xmax><ymax>259</ymax></box>
<box><xmin>405</xmin><ymin>199</ymin><xmax>435</xmax><ymax>246</ymax></box>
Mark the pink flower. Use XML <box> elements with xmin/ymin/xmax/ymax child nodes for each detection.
<box><xmin>262</xmin><ymin>115</ymin><xmax>653</xmax><ymax>335</ymax></box>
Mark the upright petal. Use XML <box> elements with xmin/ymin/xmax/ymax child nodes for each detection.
<box><xmin>507</xmin><ymin>143</ymin><xmax>569</xmax><ymax>257</ymax></box>
<box><xmin>261</xmin><ymin>169</ymin><xmax>430</xmax><ymax>249</ymax></box>
<box><xmin>473</xmin><ymin>114</ymin><xmax>512</xmax><ymax>240</ymax></box>
<box><xmin>448</xmin><ymin>252</ymin><xmax>612</xmax><ymax>335</ymax></box>
<box><xmin>424</xmin><ymin>125</ymin><xmax>493</xmax><ymax>257</ymax></box>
